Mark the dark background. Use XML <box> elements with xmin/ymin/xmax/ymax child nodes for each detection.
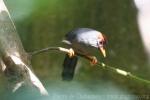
<box><xmin>0</xmin><ymin>0</ymin><xmax>150</xmax><ymax>100</ymax></box>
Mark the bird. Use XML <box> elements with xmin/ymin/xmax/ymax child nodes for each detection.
<box><xmin>61</xmin><ymin>28</ymin><xmax>107</xmax><ymax>81</ymax></box>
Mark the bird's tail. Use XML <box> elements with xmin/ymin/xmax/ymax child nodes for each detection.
<box><xmin>62</xmin><ymin>54</ymin><xmax>78</xmax><ymax>81</ymax></box>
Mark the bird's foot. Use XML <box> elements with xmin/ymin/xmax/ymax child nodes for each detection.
<box><xmin>90</xmin><ymin>56</ymin><xmax>98</xmax><ymax>66</ymax></box>
<box><xmin>68</xmin><ymin>48</ymin><xmax>75</xmax><ymax>58</ymax></box>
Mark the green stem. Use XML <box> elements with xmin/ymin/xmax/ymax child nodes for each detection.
<box><xmin>97</xmin><ymin>62</ymin><xmax>150</xmax><ymax>84</ymax></box>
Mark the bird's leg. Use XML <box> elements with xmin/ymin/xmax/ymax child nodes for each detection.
<box><xmin>89</xmin><ymin>56</ymin><xmax>98</xmax><ymax>65</ymax></box>
<box><xmin>85</xmin><ymin>56</ymin><xmax>98</xmax><ymax>66</ymax></box>
<box><xmin>77</xmin><ymin>53</ymin><xmax>98</xmax><ymax>65</ymax></box>
<box><xmin>67</xmin><ymin>48</ymin><xmax>75</xmax><ymax>58</ymax></box>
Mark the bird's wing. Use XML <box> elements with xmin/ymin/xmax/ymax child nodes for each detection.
<box><xmin>62</xmin><ymin>54</ymin><xmax>78</xmax><ymax>81</ymax></box>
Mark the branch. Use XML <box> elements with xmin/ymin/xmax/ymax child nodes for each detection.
<box><xmin>96</xmin><ymin>62</ymin><xmax>150</xmax><ymax>84</ymax></box>
<box><xmin>77</xmin><ymin>53</ymin><xmax>150</xmax><ymax>84</ymax></box>
<box><xmin>30</xmin><ymin>46</ymin><xmax>150</xmax><ymax>85</ymax></box>
<box><xmin>29</xmin><ymin>47</ymin><xmax>72</xmax><ymax>57</ymax></box>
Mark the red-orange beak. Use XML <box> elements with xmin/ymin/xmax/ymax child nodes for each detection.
<box><xmin>99</xmin><ymin>47</ymin><xmax>106</xmax><ymax>57</ymax></box>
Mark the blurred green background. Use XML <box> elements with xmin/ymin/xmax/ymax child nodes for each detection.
<box><xmin>1</xmin><ymin>0</ymin><xmax>150</xmax><ymax>100</ymax></box>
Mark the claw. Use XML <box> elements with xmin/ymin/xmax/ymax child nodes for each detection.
<box><xmin>68</xmin><ymin>48</ymin><xmax>75</xmax><ymax>58</ymax></box>
<box><xmin>90</xmin><ymin>56</ymin><xmax>98</xmax><ymax>66</ymax></box>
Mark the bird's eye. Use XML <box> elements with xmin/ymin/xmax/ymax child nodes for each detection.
<box><xmin>99</xmin><ymin>41</ymin><xmax>103</xmax><ymax>45</ymax></box>
<box><xmin>99</xmin><ymin>40</ymin><xmax>106</xmax><ymax>46</ymax></box>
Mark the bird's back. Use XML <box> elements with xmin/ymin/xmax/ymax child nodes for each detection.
<box><xmin>65</xmin><ymin>28</ymin><xmax>100</xmax><ymax>48</ymax></box>
<box><xmin>65</xmin><ymin>28</ymin><xmax>96</xmax><ymax>42</ymax></box>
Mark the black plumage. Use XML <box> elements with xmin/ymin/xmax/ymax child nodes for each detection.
<box><xmin>62</xmin><ymin>54</ymin><xmax>78</xmax><ymax>81</ymax></box>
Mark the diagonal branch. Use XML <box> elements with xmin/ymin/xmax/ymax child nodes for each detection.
<box><xmin>30</xmin><ymin>46</ymin><xmax>150</xmax><ymax>85</ymax></box>
<box><xmin>96</xmin><ymin>62</ymin><xmax>150</xmax><ymax>84</ymax></box>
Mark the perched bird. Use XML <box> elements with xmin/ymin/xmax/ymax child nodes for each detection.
<box><xmin>62</xmin><ymin>28</ymin><xmax>107</xmax><ymax>81</ymax></box>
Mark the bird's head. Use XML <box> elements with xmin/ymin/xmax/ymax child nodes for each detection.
<box><xmin>97</xmin><ymin>33</ymin><xmax>107</xmax><ymax>57</ymax></box>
